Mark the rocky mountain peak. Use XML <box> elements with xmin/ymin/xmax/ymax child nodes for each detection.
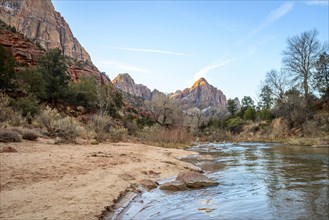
<box><xmin>191</xmin><ymin>77</ymin><xmax>209</xmax><ymax>90</ymax></box>
<box><xmin>112</xmin><ymin>73</ymin><xmax>135</xmax><ymax>85</ymax></box>
<box><xmin>171</xmin><ymin>77</ymin><xmax>227</xmax><ymax>110</ymax></box>
<box><xmin>112</xmin><ymin>73</ymin><xmax>152</xmax><ymax>99</ymax></box>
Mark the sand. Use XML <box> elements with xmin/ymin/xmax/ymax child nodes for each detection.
<box><xmin>0</xmin><ymin>139</ymin><xmax>198</xmax><ymax>219</ymax></box>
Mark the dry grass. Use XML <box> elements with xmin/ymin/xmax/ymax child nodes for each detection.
<box><xmin>139</xmin><ymin>126</ymin><xmax>194</xmax><ymax>148</ymax></box>
<box><xmin>37</xmin><ymin>107</ymin><xmax>81</xmax><ymax>143</ymax></box>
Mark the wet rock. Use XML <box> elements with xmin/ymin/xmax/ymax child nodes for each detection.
<box><xmin>160</xmin><ymin>171</ymin><xmax>218</xmax><ymax>191</ymax></box>
<box><xmin>0</xmin><ymin>146</ymin><xmax>18</xmax><ymax>153</ymax></box>
<box><xmin>159</xmin><ymin>181</ymin><xmax>188</xmax><ymax>191</ymax></box>
<box><xmin>176</xmin><ymin>171</ymin><xmax>218</xmax><ymax>188</ymax></box>
<box><xmin>140</xmin><ymin>179</ymin><xmax>158</xmax><ymax>190</ymax></box>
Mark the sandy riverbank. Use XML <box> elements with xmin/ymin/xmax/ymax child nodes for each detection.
<box><xmin>0</xmin><ymin>139</ymin><xmax>198</xmax><ymax>219</ymax></box>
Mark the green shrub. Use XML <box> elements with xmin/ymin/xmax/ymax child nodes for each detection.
<box><xmin>0</xmin><ymin>129</ymin><xmax>22</xmax><ymax>143</ymax></box>
<box><xmin>12</xmin><ymin>96</ymin><xmax>41</xmax><ymax>117</ymax></box>
<box><xmin>225</xmin><ymin>117</ymin><xmax>245</xmax><ymax>134</ymax></box>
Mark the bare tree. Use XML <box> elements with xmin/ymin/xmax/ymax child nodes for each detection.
<box><xmin>146</xmin><ymin>95</ymin><xmax>181</xmax><ymax>128</ymax></box>
<box><xmin>282</xmin><ymin>29</ymin><xmax>322</xmax><ymax>97</ymax></box>
<box><xmin>263</xmin><ymin>69</ymin><xmax>288</xmax><ymax>100</ymax></box>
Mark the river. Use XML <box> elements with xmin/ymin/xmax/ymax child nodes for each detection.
<box><xmin>116</xmin><ymin>142</ymin><xmax>329</xmax><ymax>220</ymax></box>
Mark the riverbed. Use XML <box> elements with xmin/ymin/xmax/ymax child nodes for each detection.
<box><xmin>116</xmin><ymin>142</ymin><xmax>329</xmax><ymax>220</ymax></box>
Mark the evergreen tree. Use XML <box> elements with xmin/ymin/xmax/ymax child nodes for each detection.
<box><xmin>39</xmin><ymin>48</ymin><xmax>70</xmax><ymax>104</ymax></box>
<box><xmin>0</xmin><ymin>45</ymin><xmax>16</xmax><ymax>92</ymax></box>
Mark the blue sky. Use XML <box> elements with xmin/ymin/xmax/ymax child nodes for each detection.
<box><xmin>52</xmin><ymin>0</ymin><xmax>328</xmax><ymax>101</ymax></box>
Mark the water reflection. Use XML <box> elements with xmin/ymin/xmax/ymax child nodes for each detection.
<box><xmin>117</xmin><ymin>143</ymin><xmax>329</xmax><ymax>220</ymax></box>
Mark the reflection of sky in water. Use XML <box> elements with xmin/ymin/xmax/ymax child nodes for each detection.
<box><xmin>117</xmin><ymin>143</ymin><xmax>329</xmax><ymax>220</ymax></box>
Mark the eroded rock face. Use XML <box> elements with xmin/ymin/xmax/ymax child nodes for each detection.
<box><xmin>0</xmin><ymin>0</ymin><xmax>90</xmax><ymax>62</ymax></box>
<box><xmin>112</xmin><ymin>73</ymin><xmax>152</xmax><ymax>99</ymax></box>
<box><xmin>0</xmin><ymin>0</ymin><xmax>111</xmax><ymax>84</ymax></box>
<box><xmin>0</xmin><ymin>28</ymin><xmax>43</xmax><ymax>68</ymax></box>
<box><xmin>171</xmin><ymin>78</ymin><xmax>227</xmax><ymax>110</ymax></box>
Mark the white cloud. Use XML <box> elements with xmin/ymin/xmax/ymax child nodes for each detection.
<box><xmin>109</xmin><ymin>46</ymin><xmax>192</xmax><ymax>56</ymax></box>
<box><xmin>254</xmin><ymin>2</ymin><xmax>294</xmax><ymax>33</ymax></box>
<box><xmin>235</xmin><ymin>3</ymin><xmax>294</xmax><ymax>46</ymax></box>
<box><xmin>99</xmin><ymin>60</ymin><xmax>151</xmax><ymax>73</ymax></box>
<box><xmin>193</xmin><ymin>58</ymin><xmax>236</xmax><ymax>81</ymax></box>
<box><xmin>305</xmin><ymin>0</ymin><xmax>329</xmax><ymax>6</ymax></box>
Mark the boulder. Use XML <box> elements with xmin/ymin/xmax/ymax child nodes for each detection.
<box><xmin>139</xmin><ymin>179</ymin><xmax>158</xmax><ymax>190</ymax></box>
<box><xmin>176</xmin><ymin>171</ymin><xmax>218</xmax><ymax>188</ymax></box>
<box><xmin>160</xmin><ymin>171</ymin><xmax>218</xmax><ymax>191</ymax></box>
<box><xmin>159</xmin><ymin>181</ymin><xmax>188</xmax><ymax>191</ymax></box>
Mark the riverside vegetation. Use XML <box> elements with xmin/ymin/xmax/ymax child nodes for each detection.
<box><xmin>0</xmin><ymin>23</ymin><xmax>328</xmax><ymax>146</ymax></box>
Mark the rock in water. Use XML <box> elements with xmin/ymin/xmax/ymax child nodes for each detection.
<box><xmin>159</xmin><ymin>181</ymin><xmax>189</xmax><ymax>191</ymax></box>
<box><xmin>160</xmin><ymin>171</ymin><xmax>218</xmax><ymax>191</ymax></box>
<box><xmin>139</xmin><ymin>179</ymin><xmax>158</xmax><ymax>190</ymax></box>
<box><xmin>176</xmin><ymin>171</ymin><xmax>218</xmax><ymax>188</ymax></box>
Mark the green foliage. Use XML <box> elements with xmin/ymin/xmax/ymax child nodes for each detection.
<box><xmin>243</xmin><ymin>106</ymin><xmax>256</xmax><ymax>121</ymax></box>
<box><xmin>68</xmin><ymin>76</ymin><xmax>98</xmax><ymax>110</ymax></box>
<box><xmin>12</xmin><ymin>95</ymin><xmax>41</xmax><ymax>117</ymax></box>
<box><xmin>257</xmin><ymin>109</ymin><xmax>273</xmax><ymax>121</ymax></box>
<box><xmin>314</xmin><ymin>52</ymin><xmax>329</xmax><ymax>98</ymax></box>
<box><xmin>0</xmin><ymin>45</ymin><xmax>16</xmax><ymax>92</ymax></box>
<box><xmin>136</xmin><ymin>115</ymin><xmax>155</xmax><ymax>128</ymax></box>
<box><xmin>225</xmin><ymin>117</ymin><xmax>245</xmax><ymax>134</ymax></box>
<box><xmin>39</xmin><ymin>48</ymin><xmax>70</xmax><ymax>104</ymax></box>
<box><xmin>109</xmin><ymin>89</ymin><xmax>123</xmax><ymax>117</ymax></box>
<box><xmin>240</xmin><ymin>96</ymin><xmax>256</xmax><ymax>121</ymax></box>
<box><xmin>18</xmin><ymin>67</ymin><xmax>46</xmax><ymax>99</ymax></box>
<box><xmin>241</xmin><ymin>96</ymin><xmax>254</xmax><ymax>109</ymax></box>
<box><xmin>227</xmin><ymin>99</ymin><xmax>238</xmax><ymax>115</ymax></box>
<box><xmin>259</xmin><ymin>85</ymin><xmax>273</xmax><ymax>110</ymax></box>
<box><xmin>0</xmin><ymin>19</ymin><xmax>16</xmax><ymax>32</ymax></box>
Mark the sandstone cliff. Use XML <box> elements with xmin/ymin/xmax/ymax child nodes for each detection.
<box><xmin>171</xmin><ymin>77</ymin><xmax>227</xmax><ymax>110</ymax></box>
<box><xmin>0</xmin><ymin>0</ymin><xmax>110</xmax><ymax>83</ymax></box>
<box><xmin>112</xmin><ymin>73</ymin><xmax>152</xmax><ymax>99</ymax></box>
<box><xmin>0</xmin><ymin>0</ymin><xmax>90</xmax><ymax>62</ymax></box>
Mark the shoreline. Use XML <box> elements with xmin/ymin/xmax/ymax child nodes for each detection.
<box><xmin>0</xmin><ymin>139</ymin><xmax>198</xmax><ymax>220</ymax></box>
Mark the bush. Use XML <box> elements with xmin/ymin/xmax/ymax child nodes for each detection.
<box><xmin>109</xmin><ymin>127</ymin><xmax>127</xmax><ymax>142</ymax></box>
<box><xmin>0</xmin><ymin>129</ymin><xmax>22</xmax><ymax>143</ymax></box>
<box><xmin>38</xmin><ymin>106</ymin><xmax>81</xmax><ymax>143</ymax></box>
<box><xmin>22</xmin><ymin>130</ymin><xmax>39</xmax><ymax>141</ymax></box>
<box><xmin>12</xmin><ymin>96</ymin><xmax>41</xmax><ymax>117</ymax></box>
<box><xmin>225</xmin><ymin>117</ymin><xmax>245</xmax><ymax>134</ymax></box>
<box><xmin>0</xmin><ymin>93</ymin><xmax>26</xmax><ymax>127</ymax></box>
<box><xmin>88</xmin><ymin>115</ymin><xmax>127</xmax><ymax>143</ymax></box>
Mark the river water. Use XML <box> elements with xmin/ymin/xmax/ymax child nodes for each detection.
<box><xmin>117</xmin><ymin>143</ymin><xmax>329</xmax><ymax>220</ymax></box>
